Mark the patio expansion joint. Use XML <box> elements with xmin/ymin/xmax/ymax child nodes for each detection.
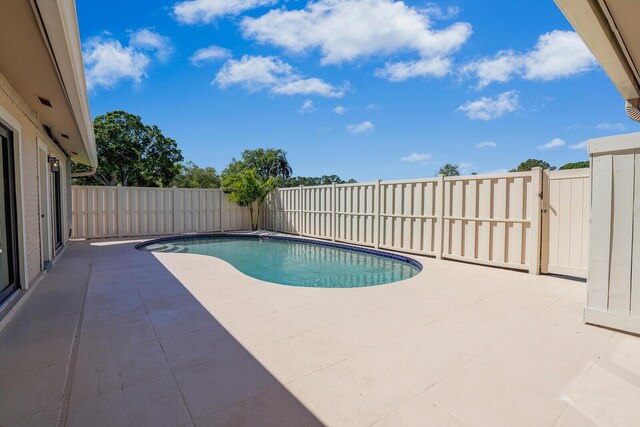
<box><xmin>56</xmin><ymin>259</ymin><xmax>94</xmax><ymax>427</ymax></box>
<box><xmin>136</xmin><ymin>286</ymin><xmax>198</xmax><ymax>427</ymax></box>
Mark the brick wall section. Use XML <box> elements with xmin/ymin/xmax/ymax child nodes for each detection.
<box><xmin>0</xmin><ymin>72</ymin><xmax>69</xmax><ymax>287</ymax></box>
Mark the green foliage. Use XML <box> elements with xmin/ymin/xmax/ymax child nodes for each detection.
<box><xmin>510</xmin><ymin>159</ymin><xmax>556</xmax><ymax>172</ymax></box>
<box><xmin>72</xmin><ymin>111</ymin><xmax>183</xmax><ymax>187</ymax></box>
<box><xmin>222</xmin><ymin>168</ymin><xmax>276</xmax><ymax>231</ymax></box>
<box><xmin>171</xmin><ymin>162</ymin><xmax>221</xmax><ymax>188</ymax></box>
<box><xmin>222</xmin><ymin>148</ymin><xmax>292</xmax><ymax>183</ymax></box>
<box><xmin>559</xmin><ymin>161</ymin><xmax>590</xmax><ymax>170</ymax></box>
<box><xmin>282</xmin><ymin>175</ymin><xmax>357</xmax><ymax>187</ymax></box>
<box><xmin>437</xmin><ymin>163</ymin><xmax>460</xmax><ymax>177</ymax></box>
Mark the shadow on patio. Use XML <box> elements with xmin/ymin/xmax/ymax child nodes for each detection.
<box><xmin>0</xmin><ymin>239</ymin><xmax>322</xmax><ymax>427</ymax></box>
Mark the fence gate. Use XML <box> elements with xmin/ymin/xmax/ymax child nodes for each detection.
<box><xmin>541</xmin><ymin>168</ymin><xmax>590</xmax><ymax>279</ymax></box>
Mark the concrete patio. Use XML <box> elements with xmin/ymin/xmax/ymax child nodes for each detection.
<box><xmin>1</xmin><ymin>237</ymin><xmax>639</xmax><ymax>426</ymax></box>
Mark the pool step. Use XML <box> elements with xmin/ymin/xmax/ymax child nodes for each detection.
<box><xmin>150</xmin><ymin>244</ymin><xmax>189</xmax><ymax>253</ymax></box>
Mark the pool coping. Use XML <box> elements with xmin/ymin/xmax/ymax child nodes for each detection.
<box><xmin>135</xmin><ymin>232</ymin><xmax>423</xmax><ymax>272</ymax></box>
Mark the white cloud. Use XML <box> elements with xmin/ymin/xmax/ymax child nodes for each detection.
<box><xmin>83</xmin><ymin>36</ymin><xmax>151</xmax><ymax>90</ymax></box>
<box><xmin>569</xmin><ymin>140</ymin><xmax>588</xmax><ymax>150</ymax></box>
<box><xmin>423</xmin><ymin>3</ymin><xmax>461</xmax><ymax>20</ymax></box>
<box><xmin>241</xmin><ymin>0</ymin><xmax>472</xmax><ymax>75</ymax></box>
<box><xmin>476</xmin><ymin>141</ymin><xmax>497</xmax><ymax>148</ymax></box>
<box><xmin>129</xmin><ymin>29</ymin><xmax>174</xmax><ymax>61</ymax></box>
<box><xmin>538</xmin><ymin>137</ymin><xmax>566</xmax><ymax>150</ymax></box>
<box><xmin>347</xmin><ymin>120</ymin><xmax>374</xmax><ymax>134</ymax></box>
<box><xmin>400</xmin><ymin>153</ymin><xmax>432</xmax><ymax>162</ymax></box>
<box><xmin>366</xmin><ymin>103</ymin><xmax>381</xmax><ymax>110</ymax></box>
<box><xmin>173</xmin><ymin>0</ymin><xmax>275</xmax><ymax>24</ymax></box>
<box><xmin>215</xmin><ymin>55</ymin><xmax>293</xmax><ymax>89</ymax></box>
<box><xmin>457</xmin><ymin>90</ymin><xmax>519</xmax><ymax>121</ymax></box>
<box><xmin>524</xmin><ymin>31</ymin><xmax>596</xmax><ymax>80</ymax></box>
<box><xmin>334</xmin><ymin>105</ymin><xmax>347</xmax><ymax>114</ymax></box>
<box><xmin>271</xmin><ymin>78</ymin><xmax>344</xmax><ymax>97</ymax></box>
<box><xmin>463</xmin><ymin>30</ymin><xmax>597</xmax><ymax>88</ymax></box>
<box><xmin>190</xmin><ymin>45</ymin><xmax>231</xmax><ymax>65</ymax></box>
<box><xmin>214</xmin><ymin>55</ymin><xmax>345</xmax><ymax>97</ymax></box>
<box><xmin>461</xmin><ymin>51</ymin><xmax>522</xmax><ymax>88</ymax></box>
<box><xmin>299</xmin><ymin>99</ymin><xmax>314</xmax><ymax>113</ymax></box>
<box><xmin>375</xmin><ymin>57</ymin><xmax>452</xmax><ymax>81</ymax></box>
<box><xmin>596</xmin><ymin>122</ymin><xmax>624</xmax><ymax>131</ymax></box>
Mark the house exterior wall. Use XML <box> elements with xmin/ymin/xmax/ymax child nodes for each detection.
<box><xmin>0</xmin><ymin>71</ymin><xmax>69</xmax><ymax>289</ymax></box>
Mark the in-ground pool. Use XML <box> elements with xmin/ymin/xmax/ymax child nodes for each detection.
<box><xmin>137</xmin><ymin>235</ymin><xmax>421</xmax><ymax>288</ymax></box>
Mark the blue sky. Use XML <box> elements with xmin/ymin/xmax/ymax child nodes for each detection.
<box><xmin>76</xmin><ymin>0</ymin><xmax>640</xmax><ymax>181</ymax></box>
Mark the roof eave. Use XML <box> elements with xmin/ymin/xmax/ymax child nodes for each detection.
<box><xmin>554</xmin><ymin>0</ymin><xmax>640</xmax><ymax>105</ymax></box>
<box><xmin>35</xmin><ymin>0</ymin><xmax>97</xmax><ymax>167</ymax></box>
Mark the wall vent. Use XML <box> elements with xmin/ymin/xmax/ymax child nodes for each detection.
<box><xmin>626</xmin><ymin>99</ymin><xmax>640</xmax><ymax>123</ymax></box>
<box><xmin>36</xmin><ymin>95</ymin><xmax>52</xmax><ymax>108</ymax></box>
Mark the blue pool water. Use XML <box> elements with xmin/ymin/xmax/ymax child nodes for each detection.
<box><xmin>138</xmin><ymin>235</ymin><xmax>421</xmax><ymax>288</ymax></box>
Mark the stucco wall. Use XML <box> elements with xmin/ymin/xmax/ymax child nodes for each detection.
<box><xmin>0</xmin><ymin>72</ymin><xmax>69</xmax><ymax>288</ymax></box>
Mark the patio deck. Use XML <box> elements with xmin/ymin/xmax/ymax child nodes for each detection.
<box><xmin>1</xmin><ymin>237</ymin><xmax>639</xmax><ymax>426</ymax></box>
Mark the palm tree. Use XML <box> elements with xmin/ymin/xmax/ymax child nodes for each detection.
<box><xmin>268</xmin><ymin>153</ymin><xmax>292</xmax><ymax>179</ymax></box>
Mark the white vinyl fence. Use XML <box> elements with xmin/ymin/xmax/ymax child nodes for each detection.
<box><xmin>71</xmin><ymin>186</ymin><xmax>251</xmax><ymax>239</ymax></box>
<box><xmin>71</xmin><ymin>168</ymin><xmax>590</xmax><ymax>277</ymax></box>
<box><xmin>264</xmin><ymin>168</ymin><xmax>590</xmax><ymax>276</ymax></box>
<box><xmin>541</xmin><ymin>169</ymin><xmax>590</xmax><ymax>278</ymax></box>
<box><xmin>585</xmin><ymin>133</ymin><xmax>640</xmax><ymax>334</ymax></box>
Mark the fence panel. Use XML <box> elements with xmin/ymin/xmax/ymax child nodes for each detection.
<box><xmin>541</xmin><ymin>168</ymin><xmax>590</xmax><ymax>278</ymax></box>
<box><xmin>442</xmin><ymin>172</ymin><xmax>535</xmax><ymax>270</ymax></box>
<box><xmin>335</xmin><ymin>183</ymin><xmax>376</xmax><ymax>247</ymax></box>
<box><xmin>379</xmin><ymin>179</ymin><xmax>439</xmax><ymax>255</ymax></box>
<box><xmin>72</xmin><ymin>186</ymin><xmax>119</xmax><ymax>238</ymax></box>
<box><xmin>174</xmin><ymin>188</ymin><xmax>222</xmax><ymax>233</ymax></box>
<box><xmin>71</xmin><ymin>186</ymin><xmax>250</xmax><ymax>239</ymax></box>
<box><xmin>264</xmin><ymin>188</ymin><xmax>300</xmax><ymax>234</ymax></box>
<box><xmin>121</xmin><ymin>187</ymin><xmax>174</xmax><ymax>237</ymax></box>
<box><xmin>301</xmin><ymin>185</ymin><xmax>333</xmax><ymax>239</ymax></box>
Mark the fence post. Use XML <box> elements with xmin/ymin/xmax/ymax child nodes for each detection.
<box><xmin>528</xmin><ymin>167</ymin><xmax>543</xmax><ymax>274</ymax></box>
<box><xmin>299</xmin><ymin>185</ymin><xmax>303</xmax><ymax>236</ymax></box>
<box><xmin>435</xmin><ymin>174</ymin><xmax>445</xmax><ymax>259</ymax></box>
<box><xmin>220</xmin><ymin>190</ymin><xmax>226</xmax><ymax>232</ymax></box>
<box><xmin>375</xmin><ymin>179</ymin><xmax>381</xmax><ymax>248</ymax></box>
<box><xmin>331</xmin><ymin>182</ymin><xmax>336</xmax><ymax>242</ymax></box>
<box><xmin>172</xmin><ymin>187</ymin><xmax>179</xmax><ymax>234</ymax></box>
<box><xmin>116</xmin><ymin>184</ymin><xmax>125</xmax><ymax>238</ymax></box>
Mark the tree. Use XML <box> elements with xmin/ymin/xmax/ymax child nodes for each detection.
<box><xmin>437</xmin><ymin>164</ymin><xmax>460</xmax><ymax>177</ymax></box>
<box><xmin>222</xmin><ymin>168</ymin><xmax>276</xmax><ymax>231</ymax></box>
<box><xmin>72</xmin><ymin>111</ymin><xmax>183</xmax><ymax>187</ymax></box>
<box><xmin>559</xmin><ymin>161</ymin><xmax>590</xmax><ymax>170</ymax></box>
<box><xmin>510</xmin><ymin>159</ymin><xmax>556</xmax><ymax>172</ymax></box>
<box><xmin>222</xmin><ymin>148</ymin><xmax>292</xmax><ymax>183</ymax></box>
<box><xmin>171</xmin><ymin>162</ymin><xmax>221</xmax><ymax>188</ymax></box>
<box><xmin>282</xmin><ymin>175</ymin><xmax>357</xmax><ymax>187</ymax></box>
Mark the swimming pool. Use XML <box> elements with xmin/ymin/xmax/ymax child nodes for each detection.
<box><xmin>137</xmin><ymin>234</ymin><xmax>421</xmax><ymax>288</ymax></box>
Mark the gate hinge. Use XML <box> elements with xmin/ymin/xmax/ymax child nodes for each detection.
<box><xmin>538</xmin><ymin>191</ymin><xmax>543</xmax><ymax>199</ymax></box>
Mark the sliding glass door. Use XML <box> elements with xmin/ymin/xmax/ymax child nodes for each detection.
<box><xmin>0</xmin><ymin>124</ymin><xmax>19</xmax><ymax>303</ymax></box>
